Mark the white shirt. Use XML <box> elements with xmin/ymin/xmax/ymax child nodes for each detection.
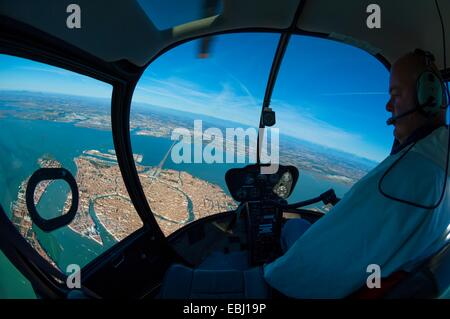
<box><xmin>264</xmin><ymin>126</ymin><xmax>450</xmax><ymax>298</ymax></box>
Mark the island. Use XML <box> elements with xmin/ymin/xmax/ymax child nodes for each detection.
<box><xmin>11</xmin><ymin>149</ymin><xmax>237</xmax><ymax>266</ymax></box>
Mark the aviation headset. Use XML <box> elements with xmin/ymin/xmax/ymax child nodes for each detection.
<box><xmin>385</xmin><ymin>49</ymin><xmax>447</xmax><ymax>126</ymax></box>
<box><xmin>414</xmin><ymin>49</ymin><xmax>447</xmax><ymax>117</ymax></box>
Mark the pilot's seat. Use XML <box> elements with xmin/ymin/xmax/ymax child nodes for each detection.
<box><xmin>158</xmin><ymin>265</ymin><xmax>271</xmax><ymax>299</ymax></box>
<box><xmin>382</xmin><ymin>242</ymin><xmax>450</xmax><ymax>298</ymax></box>
<box><xmin>159</xmin><ymin>242</ymin><xmax>450</xmax><ymax>299</ymax></box>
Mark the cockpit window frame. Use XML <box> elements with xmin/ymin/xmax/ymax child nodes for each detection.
<box><xmin>3</xmin><ymin>16</ymin><xmax>429</xmax><ymax>296</ymax></box>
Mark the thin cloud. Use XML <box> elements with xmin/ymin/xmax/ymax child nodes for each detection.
<box><xmin>19</xmin><ymin>66</ymin><xmax>74</xmax><ymax>77</ymax></box>
<box><xmin>320</xmin><ymin>91</ymin><xmax>387</xmax><ymax>96</ymax></box>
<box><xmin>16</xmin><ymin>66</ymin><xmax>97</xmax><ymax>85</ymax></box>
<box><xmin>134</xmin><ymin>77</ymin><xmax>260</xmax><ymax>126</ymax></box>
<box><xmin>209</xmin><ymin>59</ymin><xmax>259</xmax><ymax>108</ymax></box>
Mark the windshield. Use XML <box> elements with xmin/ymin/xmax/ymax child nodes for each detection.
<box><xmin>130</xmin><ymin>33</ymin><xmax>279</xmax><ymax>235</ymax></box>
<box><xmin>271</xmin><ymin>35</ymin><xmax>392</xmax><ymax>211</ymax></box>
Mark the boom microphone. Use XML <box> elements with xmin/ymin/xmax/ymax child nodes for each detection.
<box><xmin>386</xmin><ymin>107</ymin><xmax>420</xmax><ymax>125</ymax></box>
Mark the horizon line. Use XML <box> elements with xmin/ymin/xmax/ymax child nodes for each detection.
<box><xmin>1</xmin><ymin>88</ymin><xmax>384</xmax><ymax>163</ymax></box>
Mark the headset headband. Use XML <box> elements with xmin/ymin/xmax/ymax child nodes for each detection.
<box><xmin>414</xmin><ymin>48</ymin><xmax>436</xmax><ymax>67</ymax></box>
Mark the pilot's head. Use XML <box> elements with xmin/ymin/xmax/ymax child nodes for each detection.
<box><xmin>386</xmin><ymin>50</ymin><xmax>447</xmax><ymax>144</ymax></box>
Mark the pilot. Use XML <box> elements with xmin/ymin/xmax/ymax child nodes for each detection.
<box><xmin>264</xmin><ymin>49</ymin><xmax>450</xmax><ymax>298</ymax></box>
<box><xmin>160</xmin><ymin>50</ymin><xmax>449</xmax><ymax>299</ymax></box>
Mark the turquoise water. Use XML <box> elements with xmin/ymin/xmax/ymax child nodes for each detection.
<box><xmin>0</xmin><ymin>117</ymin><xmax>350</xmax><ymax>298</ymax></box>
<box><xmin>0</xmin><ymin>117</ymin><xmax>118</xmax><ymax>298</ymax></box>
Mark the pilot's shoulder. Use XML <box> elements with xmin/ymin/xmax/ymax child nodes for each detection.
<box><xmin>378</xmin><ymin>150</ymin><xmax>447</xmax><ymax>205</ymax></box>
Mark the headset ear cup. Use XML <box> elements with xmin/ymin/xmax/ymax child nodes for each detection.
<box><xmin>417</xmin><ymin>71</ymin><xmax>443</xmax><ymax>115</ymax></box>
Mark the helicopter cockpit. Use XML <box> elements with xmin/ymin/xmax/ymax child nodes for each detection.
<box><xmin>0</xmin><ymin>0</ymin><xmax>450</xmax><ymax>300</ymax></box>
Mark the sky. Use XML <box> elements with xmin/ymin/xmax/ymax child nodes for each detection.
<box><xmin>132</xmin><ymin>33</ymin><xmax>394</xmax><ymax>162</ymax></box>
<box><xmin>0</xmin><ymin>55</ymin><xmax>112</xmax><ymax>98</ymax></box>
<box><xmin>0</xmin><ymin>32</ymin><xmax>406</xmax><ymax>162</ymax></box>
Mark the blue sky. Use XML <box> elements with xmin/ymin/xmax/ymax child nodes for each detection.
<box><xmin>0</xmin><ymin>33</ymin><xmax>398</xmax><ymax>162</ymax></box>
<box><xmin>0</xmin><ymin>55</ymin><xmax>112</xmax><ymax>98</ymax></box>
<box><xmin>132</xmin><ymin>33</ymin><xmax>394</xmax><ymax>162</ymax></box>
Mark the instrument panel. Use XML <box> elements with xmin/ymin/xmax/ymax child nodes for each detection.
<box><xmin>225</xmin><ymin>164</ymin><xmax>299</xmax><ymax>202</ymax></box>
<box><xmin>225</xmin><ymin>164</ymin><xmax>299</xmax><ymax>265</ymax></box>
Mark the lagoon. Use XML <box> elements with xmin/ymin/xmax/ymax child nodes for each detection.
<box><xmin>0</xmin><ymin>116</ymin><xmax>350</xmax><ymax>298</ymax></box>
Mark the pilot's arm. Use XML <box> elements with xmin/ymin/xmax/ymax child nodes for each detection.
<box><xmin>264</xmin><ymin>150</ymin><xmax>450</xmax><ymax>298</ymax></box>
